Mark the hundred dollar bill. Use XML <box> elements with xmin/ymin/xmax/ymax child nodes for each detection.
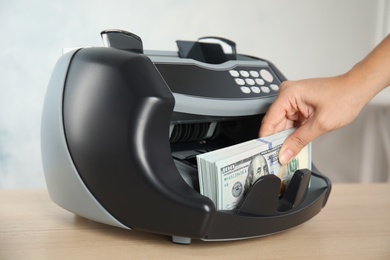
<box><xmin>197</xmin><ymin>128</ymin><xmax>311</xmax><ymax>210</ymax></box>
<box><xmin>197</xmin><ymin>128</ymin><xmax>296</xmax><ymax>198</ymax></box>
<box><xmin>197</xmin><ymin>137</ymin><xmax>274</xmax><ymax>198</ymax></box>
<box><xmin>215</xmin><ymin>150</ymin><xmax>265</xmax><ymax>210</ymax></box>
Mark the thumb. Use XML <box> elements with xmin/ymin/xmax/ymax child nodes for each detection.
<box><xmin>278</xmin><ymin>123</ymin><xmax>317</xmax><ymax>165</ymax></box>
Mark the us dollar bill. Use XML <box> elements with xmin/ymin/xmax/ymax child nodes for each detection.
<box><xmin>197</xmin><ymin>128</ymin><xmax>311</xmax><ymax>210</ymax></box>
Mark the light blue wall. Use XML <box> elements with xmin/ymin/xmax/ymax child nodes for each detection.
<box><xmin>0</xmin><ymin>0</ymin><xmax>383</xmax><ymax>188</ymax></box>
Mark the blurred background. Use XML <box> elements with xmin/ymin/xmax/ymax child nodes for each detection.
<box><xmin>0</xmin><ymin>0</ymin><xmax>389</xmax><ymax>189</ymax></box>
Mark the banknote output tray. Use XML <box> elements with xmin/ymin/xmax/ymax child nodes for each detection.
<box><xmin>41</xmin><ymin>29</ymin><xmax>331</xmax><ymax>244</ymax></box>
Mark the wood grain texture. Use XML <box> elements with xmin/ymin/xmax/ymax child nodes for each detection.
<box><xmin>1</xmin><ymin>184</ymin><xmax>389</xmax><ymax>259</ymax></box>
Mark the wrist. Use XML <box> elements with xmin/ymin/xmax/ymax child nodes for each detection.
<box><xmin>342</xmin><ymin>63</ymin><xmax>382</xmax><ymax>108</ymax></box>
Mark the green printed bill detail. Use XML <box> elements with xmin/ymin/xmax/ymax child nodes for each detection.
<box><xmin>197</xmin><ymin>128</ymin><xmax>311</xmax><ymax>210</ymax></box>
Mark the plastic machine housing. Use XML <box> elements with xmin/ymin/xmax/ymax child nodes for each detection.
<box><xmin>41</xmin><ymin>30</ymin><xmax>331</xmax><ymax>244</ymax></box>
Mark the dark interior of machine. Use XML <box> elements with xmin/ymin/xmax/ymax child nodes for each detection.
<box><xmin>170</xmin><ymin>113</ymin><xmax>263</xmax><ymax>191</ymax></box>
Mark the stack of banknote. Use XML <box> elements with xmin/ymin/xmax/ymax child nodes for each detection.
<box><xmin>196</xmin><ymin>128</ymin><xmax>311</xmax><ymax>210</ymax></box>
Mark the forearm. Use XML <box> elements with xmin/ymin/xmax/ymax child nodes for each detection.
<box><xmin>344</xmin><ymin>34</ymin><xmax>390</xmax><ymax>105</ymax></box>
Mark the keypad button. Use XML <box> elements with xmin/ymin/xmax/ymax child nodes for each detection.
<box><xmin>250</xmin><ymin>70</ymin><xmax>260</xmax><ymax>77</ymax></box>
<box><xmin>261</xmin><ymin>86</ymin><xmax>270</xmax><ymax>93</ymax></box>
<box><xmin>255</xmin><ymin>78</ymin><xmax>265</xmax><ymax>85</ymax></box>
<box><xmin>250</xmin><ymin>86</ymin><xmax>261</xmax><ymax>93</ymax></box>
<box><xmin>270</xmin><ymin>84</ymin><xmax>279</xmax><ymax>91</ymax></box>
<box><xmin>229</xmin><ymin>70</ymin><xmax>239</xmax><ymax>77</ymax></box>
<box><xmin>245</xmin><ymin>78</ymin><xmax>255</xmax><ymax>85</ymax></box>
<box><xmin>235</xmin><ymin>78</ymin><xmax>245</xmax><ymax>85</ymax></box>
<box><xmin>239</xmin><ymin>70</ymin><xmax>250</xmax><ymax>77</ymax></box>
<box><xmin>240</xmin><ymin>86</ymin><xmax>251</xmax><ymax>94</ymax></box>
<box><xmin>260</xmin><ymin>69</ymin><xmax>274</xmax><ymax>83</ymax></box>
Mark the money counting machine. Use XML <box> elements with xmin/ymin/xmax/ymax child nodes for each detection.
<box><xmin>41</xmin><ymin>29</ymin><xmax>331</xmax><ymax>244</ymax></box>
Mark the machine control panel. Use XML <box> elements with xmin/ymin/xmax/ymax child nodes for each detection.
<box><xmin>154</xmin><ymin>62</ymin><xmax>280</xmax><ymax>99</ymax></box>
<box><xmin>152</xmin><ymin>37</ymin><xmax>282</xmax><ymax>100</ymax></box>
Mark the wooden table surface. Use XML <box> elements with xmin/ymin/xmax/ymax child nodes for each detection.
<box><xmin>1</xmin><ymin>184</ymin><xmax>389</xmax><ymax>259</ymax></box>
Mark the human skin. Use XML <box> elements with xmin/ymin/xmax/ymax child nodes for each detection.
<box><xmin>259</xmin><ymin>34</ymin><xmax>390</xmax><ymax>165</ymax></box>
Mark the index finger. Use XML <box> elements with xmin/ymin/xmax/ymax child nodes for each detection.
<box><xmin>259</xmin><ymin>101</ymin><xmax>290</xmax><ymax>137</ymax></box>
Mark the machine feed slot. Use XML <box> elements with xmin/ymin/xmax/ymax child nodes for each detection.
<box><xmin>173</xmin><ymin>147</ymin><xmax>313</xmax><ymax>217</ymax></box>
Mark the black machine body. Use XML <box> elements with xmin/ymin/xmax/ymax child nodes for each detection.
<box><xmin>41</xmin><ymin>30</ymin><xmax>331</xmax><ymax>244</ymax></box>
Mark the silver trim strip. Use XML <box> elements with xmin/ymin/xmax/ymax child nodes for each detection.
<box><xmin>150</xmin><ymin>56</ymin><xmax>268</xmax><ymax>71</ymax></box>
<box><xmin>173</xmin><ymin>93</ymin><xmax>275</xmax><ymax>116</ymax></box>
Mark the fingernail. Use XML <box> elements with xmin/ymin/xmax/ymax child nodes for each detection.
<box><xmin>279</xmin><ymin>149</ymin><xmax>294</xmax><ymax>165</ymax></box>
